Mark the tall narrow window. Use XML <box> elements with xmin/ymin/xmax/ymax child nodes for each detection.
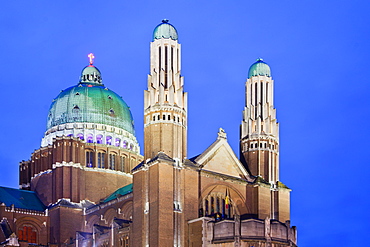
<box><xmin>98</xmin><ymin>152</ymin><xmax>105</xmax><ymax>168</ymax></box>
<box><xmin>211</xmin><ymin>197</ymin><xmax>214</xmax><ymax>215</ymax></box>
<box><xmin>266</xmin><ymin>83</ymin><xmax>269</xmax><ymax>104</ymax></box>
<box><xmin>165</xmin><ymin>46</ymin><xmax>168</xmax><ymax>87</ymax></box>
<box><xmin>216</xmin><ymin>197</ymin><xmax>220</xmax><ymax>213</ymax></box>
<box><xmin>260</xmin><ymin>82</ymin><xmax>263</xmax><ymax>119</ymax></box>
<box><xmin>222</xmin><ymin>199</ymin><xmax>226</xmax><ymax>217</ymax></box>
<box><xmin>86</xmin><ymin>151</ymin><xmax>93</xmax><ymax>167</ymax></box>
<box><xmin>255</xmin><ymin>83</ymin><xmax>258</xmax><ymax>119</ymax></box>
<box><xmin>205</xmin><ymin>199</ymin><xmax>209</xmax><ymax>216</ymax></box>
<box><xmin>106</xmin><ymin>136</ymin><xmax>112</xmax><ymax>145</ymax></box>
<box><xmin>159</xmin><ymin>47</ymin><xmax>161</xmax><ymax>71</ymax></box>
<box><xmin>171</xmin><ymin>47</ymin><xmax>174</xmax><ymax>71</ymax></box>
<box><xmin>121</xmin><ymin>156</ymin><xmax>125</xmax><ymax>172</ymax></box>
<box><xmin>109</xmin><ymin>154</ymin><xmax>116</xmax><ymax>170</ymax></box>
<box><xmin>18</xmin><ymin>226</ymin><xmax>37</xmax><ymax>243</ymax></box>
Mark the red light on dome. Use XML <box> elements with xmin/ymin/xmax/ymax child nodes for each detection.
<box><xmin>88</xmin><ymin>85</ymin><xmax>93</xmax><ymax>87</ymax></box>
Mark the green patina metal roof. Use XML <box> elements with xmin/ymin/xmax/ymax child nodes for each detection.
<box><xmin>46</xmin><ymin>65</ymin><xmax>135</xmax><ymax>135</ymax></box>
<box><xmin>0</xmin><ymin>186</ymin><xmax>46</xmax><ymax>211</ymax></box>
<box><xmin>153</xmin><ymin>19</ymin><xmax>178</xmax><ymax>41</ymax></box>
<box><xmin>103</xmin><ymin>184</ymin><xmax>133</xmax><ymax>203</ymax></box>
<box><xmin>248</xmin><ymin>58</ymin><xmax>271</xmax><ymax>78</ymax></box>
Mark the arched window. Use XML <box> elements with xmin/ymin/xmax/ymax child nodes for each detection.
<box><xmin>106</xmin><ymin>136</ymin><xmax>112</xmax><ymax>145</ymax></box>
<box><xmin>123</xmin><ymin>140</ymin><xmax>128</xmax><ymax>149</ymax></box>
<box><xmin>77</xmin><ymin>133</ymin><xmax>84</xmax><ymax>140</ymax></box>
<box><xmin>203</xmin><ymin>192</ymin><xmax>234</xmax><ymax>220</ymax></box>
<box><xmin>205</xmin><ymin>199</ymin><xmax>209</xmax><ymax>216</ymax></box>
<box><xmin>98</xmin><ymin>152</ymin><xmax>105</xmax><ymax>168</ymax></box>
<box><xmin>18</xmin><ymin>225</ymin><xmax>37</xmax><ymax>243</ymax></box>
<box><xmin>109</xmin><ymin>154</ymin><xmax>116</xmax><ymax>170</ymax></box>
<box><xmin>211</xmin><ymin>197</ymin><xmax>214</xmax><ymax>215</ymax></box>
<box><xmin>87</xmin><ymin>134</ymin><xmax>93</xmax><ymax>143</ymax></box>
<box><xmin>86</xmin><ymin>151</ymin><xmax>94</xmax><ymax>167</ymax></box>
<box><xmin>216</xmin><ymin>197</ymin><xmax>220</xmax><ymax>214</ymax></box>
<box><xmin>96</xmin><ymin>135</ymin><xmax>103</xmax><ymax>144</ymax></box>
<box><xmin>120</xmin><ymin>156</ymin><xmax>126</xmax><ymax>172</ymax></box>
<box><xmin>115</xmin><ymin>138</ymin><xmax>121</xmax><ymax>147</ymax></box>
<box><xmin>129</xmin><ymin>144</ymin><xmax>133</xmax><ymax>150</ymax></box>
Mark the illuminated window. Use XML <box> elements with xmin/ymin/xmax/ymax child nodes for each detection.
<box><xmin>18</xmin><ymin>225</ymin><xmax>37</xmax><ymax>243</ymax></box>
<box><xmin>77</xmin><ymin>133</ymin><xmax>84</xmax><ymax>140</ymax></box>
<box><xmin>123</xmin><ymin>140</ymin><xmax>128</xmax><ymax>149</ymax></box>
<box><xmin>115</xmin><ymin>138</ymin><xmax>121</xmax><ymax>147</ymax></box>
<box><xmin>87</xmin><ymin>134</ymin><xmax>93</xmax><ymax>143</ymax></box>
<box><xmin>106</xmin><ymin>136</ymin><xmax>112</xmax><ymax>145</ymax></box>
<box><xmin>96</xmin><ymin>135</ymin><xmax>103</xmax><ymax>144</ymax></box>
<box><xmin>86</xmin><ymin>151</ymin><xmax>94</xmax><ymax>167</ymax></box>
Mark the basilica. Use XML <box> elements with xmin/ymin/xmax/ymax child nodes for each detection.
<box><xmin>0</xmin><ymin>20</ymin><xmax>297</xmax><ymax>247</ymax></box>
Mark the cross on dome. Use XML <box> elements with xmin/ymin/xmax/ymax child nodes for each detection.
<box><xmin>88</xmin><ymin>53</ymin><xmax>95</xmax><ymax>65</ymax></box>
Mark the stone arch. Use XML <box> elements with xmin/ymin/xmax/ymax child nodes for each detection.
<box><xmin>15</xmin><ymin>216</ymin><xmax>43</xmax><ymax>244</ymax></box>
<box><xmin>86</xmin><ymin>214</ymin><xmax>99</xmax><ymax>232</ymax></box>
<box><xmin>200</xmin><ymin>183</ymin><xmax>247</xmax><ymax>217</ymax></box>
<box><xmin>103</xmin><ymin>208</ymin><xmax>117</xmax><ymax>226</ymax></box>
<box><xmin>120</xmin><ymin>201</ymin><xmax>133</xmax><ymax>220</ymax></box>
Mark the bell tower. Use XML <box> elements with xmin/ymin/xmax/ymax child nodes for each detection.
<box><xmin>133</xmin><ymin>20</ymin><xmax>196</xmax><ymax>247</ymax></box>
<box><xmin>144</xmin><ymin>19</ymin><xmax>187</xmax><ymax>161</ymax></box>
<box><xmin>240</xmin><ymin>58</ymin><xmax>279</xmax><ymax>183</ymax></box>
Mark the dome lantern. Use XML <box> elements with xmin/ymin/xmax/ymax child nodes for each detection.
<box><xmin>248</xmin><ymin>58</ymin><xmax>271</xmax><ymax>78</ymax></box>
<box><xmin>79</xmin><ymin>53</ymin><xmax>103</xmax><ymax>85</ymax></box>
<box><xmin>153</xmin><ymin>19</ymin><xmax>178</xmax><ymax>41</ymax></box>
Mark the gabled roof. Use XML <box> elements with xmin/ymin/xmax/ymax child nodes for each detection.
<box><xmin>0</xmin><ymin>186</ymin><xmax>46</xmax><ymax>211</ymax></box>
<box><xmin>132</xmin><ymin>152</ymin><xmax>175</xmax><ymax>172</ymax></box>
<box><xmin>193</xmin><ymin>129</ymin><xmax>252</xmax><ymax>180</ymax></box>
<box><xmin>103</xmin><ymin>184</ymin><xmax>133</xmax><ymax>203</ymax></box>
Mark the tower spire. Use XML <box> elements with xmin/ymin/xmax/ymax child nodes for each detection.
<box><xmin>240</xmin><ymin>58</ymin><xmax>279</xmax><ymax>183</ymax></box>
<box><xmin>144</xmin><ymin>20</ymin><xmax>187</xmax><ymax>160</ymax></box>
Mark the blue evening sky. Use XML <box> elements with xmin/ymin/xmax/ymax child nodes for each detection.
<box><xmin>0</xmin><ymin>1</ymin><xmax>369</xmax><ymax>246</ymax></box>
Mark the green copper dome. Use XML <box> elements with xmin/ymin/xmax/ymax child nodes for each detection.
<box><xmin>153</xmin><ymin>19</ymin><xmax>178</xmax><ymax>41</ymax></box>
<box><xmin>248</xmin><ymin>58</ymin><xmax>271</xmax><ymax>78</ymax></box>
<box><xmin>46</xmin><ymin>65</ymin><xmax>135</xmax><ymax>135</ymax></box>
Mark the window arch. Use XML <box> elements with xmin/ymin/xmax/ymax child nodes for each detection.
<box><xmin>86</xmin><ymin>150</ymin><xmax>94</xmax><ymax>167</ymax></box>
<box><xmin>98</xmin><ymin>152</ymin><xmax>105</xmax><ymax>168</ymax></box>
<box><xmin>120</xmin><ymin>156</ymin><xmax>126</xmax><ymax>172</ymax></box>
<box><xmin>87</xmin><ymin>134</ymin><xmax>93</xmax><ymax>143</ymax></box>
<box><xmin>18</xmin><ymin>225</ymin><xmax>37</xmax><ymax>243</ymax></box>
<box><xmin>123</xmin><ymin>140</ymin><xmax>128</xmax><ymax>149</ymax></box>
<box><xmin>77</xmin><ymin>133</ymin><xmax>84</xmax><ymax>140</ymax></box>
<box><xmin>96</xmin><ymin>134</ymin><xmax>103</xmax><ymax>144</ymax></box>
<box><xmin>106</xmin><ymin>136</ymin><xmax>112</xmax><ymax>145</ymax></box>
<box><xmin>115</xmin><ymin>138</ymin><xmax>121</xmax><ymax>147</ymax></box>
<box><xmin>109</xmin><ymin>153</ymin><xmax>116</xmax><ymax>170</ymax></box>
<box><xmin>201</xmin><ymin>191</ymin><xmax>235</xmax><ymax>220</ymax></box>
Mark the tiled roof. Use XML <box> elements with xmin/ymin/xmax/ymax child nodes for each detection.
<box><xmin>103</xmin><ymin>184</ymin><xmax>133</xmax><ymax>203</ymax></box>
<box><xmin>0</xmin><ymin>186</ymin><xmax>46</xmax><ymax>211</ymax></box>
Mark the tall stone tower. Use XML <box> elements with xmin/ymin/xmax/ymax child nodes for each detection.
<box><xmin>241</xmin><ymin>59</ymin><xmax>290</xmax><ymax>222</ymax></box>
<box><xmin>240</xmin><ymin>58</ymin><xmax>279</xmax><ymax>183</ymax></box>
<box><xmin>143</xmin><ymin>19</ymin><xmax>187</xmax><ymax>161</ymax></box>
<box><xmin>133</xmin><ymin>20</ymin><xmax>196</xmax><ymax>247</ymax></box>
